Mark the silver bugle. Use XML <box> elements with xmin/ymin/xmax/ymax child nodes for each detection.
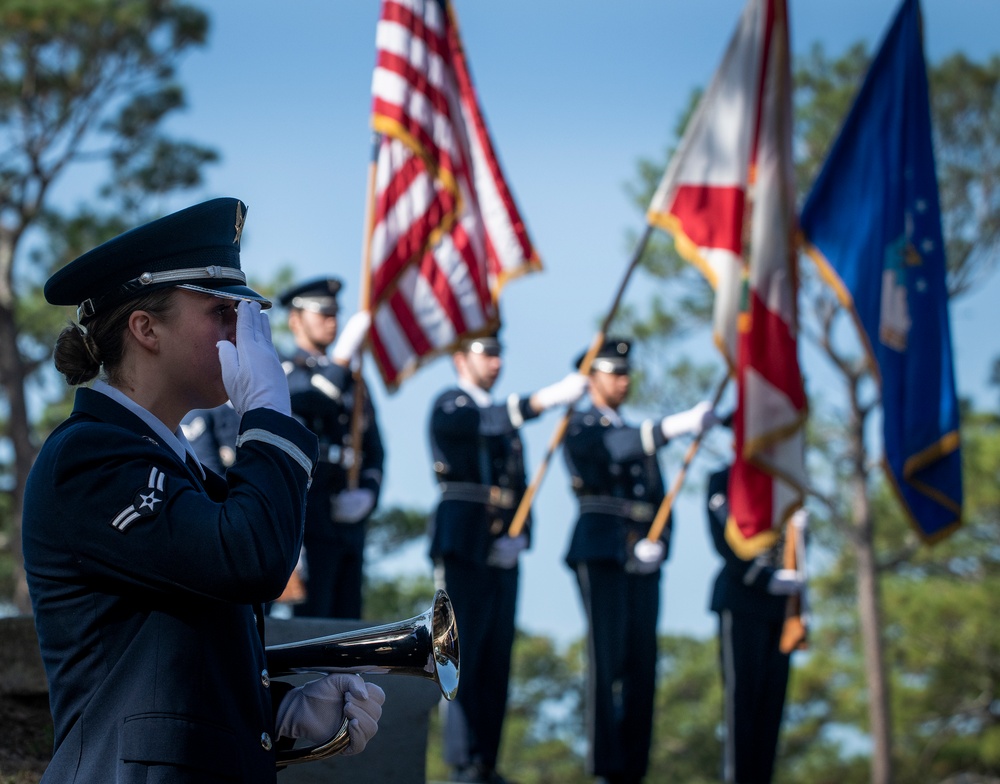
<box><xmin>266</xmin><ymin>589</ymin><xmax>460</xmax><ymax>765</ymax></box>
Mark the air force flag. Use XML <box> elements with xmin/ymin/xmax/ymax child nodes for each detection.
<box><xmin>800</xmin><ymin>0</ymin><xmax>961</xmax><ymax>541</ymax></box>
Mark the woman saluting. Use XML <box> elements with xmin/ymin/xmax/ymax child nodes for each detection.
<box><xmin>23</xmin><ymin>198</ymin><xmax>383</xmax><ymax>783</ymax></box>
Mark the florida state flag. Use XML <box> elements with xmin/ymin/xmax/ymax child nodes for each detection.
<box><xmin>647</xmin><ymin>0</ymin><xmax>808</xmax><ymax>556</ymax></box>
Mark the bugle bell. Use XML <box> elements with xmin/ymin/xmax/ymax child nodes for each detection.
<box><xmin>266</xmin><ymin>588</ymin><xmax>460</xmax><ymax>765</ymax></box>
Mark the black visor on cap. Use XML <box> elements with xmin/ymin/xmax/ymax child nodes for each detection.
<box><xmin>44</xmin><ymin>198</ymin><xmax>269</xmax><ymax>319</ymax></box>
<box><xmin>575</xmin><ymin>337</ymin><xmax>631</xmax><ymax>373</ymax></box>
<box><xmin>278</xmin><ymin>277</ymin><xmax>343</xmax><ymax>315</ymax></box>
<box><xmin>590</xmin><ymin>357</ymin><xmax>630</xmax><ymax>375</ymax></box>
<box><xmin>463</xmin><ymin>336</ymin><xmax>502</xmax><ymax>356</ymax></box>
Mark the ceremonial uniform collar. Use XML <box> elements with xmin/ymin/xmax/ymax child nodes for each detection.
<box><xmin>91</xmin><ymin>380</ymin><xmax>205</xmax><ymax>478</ymax></box>
<box><xmin>457</xmin><ymin>378</ymin><xmax>493</xmax><ymax>408</ymax></box>
<box><xmin>591</xmin><ymin>399</ymin><xmax>623</xmax><ymax>427</ymax></box>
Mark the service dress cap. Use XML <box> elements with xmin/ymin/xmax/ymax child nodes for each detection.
<box><xmin>576</xmin><ymin>337</ymin><xmax>631</xmax><ymax>374</ymax></box>
<box><xmin>44</xmin><ymin>198</ymin><xmax>269</xmax><ymax>321</ymax></box>
<box><xmin>278</xmin><ymin>277</ymin><xmax>343</xmax><ymax>316</ymax></box>
<box><xmin>459</xmin><ymin>332</ymin><xmax>502</xmax><ymax>357</ymax></box>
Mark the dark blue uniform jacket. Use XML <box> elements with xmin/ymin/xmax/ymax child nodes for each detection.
<box><xmin>284</xmin><ymin>349</ymin><xmax>384</xmax><ymax>549</ymax></box>
<box><xmin>563</xmin><ymin>404</ymin><xmax>672</xmax><ymax>566</ymax></box>
<box><xmin>23</xmin><ymin>389</ymin><xmax>318</xmax><ymax>784</ymax></box>
<box><xmin>181</xmin><ymin>403</ymin><xmax>241</xmax><ymax>476</ymax></box>
<box><xmin>428</xmin><ymin>387</ymin><xmax>538</xmax><ymax>565</ymax></box>
<box><xmin>706</xmin><ymin>466</ymin><xmax>787</xmax><ymax>621</ymax></box>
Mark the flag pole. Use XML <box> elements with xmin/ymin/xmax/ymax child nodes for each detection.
<box><xmin>507</xmin><ymin>224</ymin><xmax>655</xmax><ymax>538</ymax></box>
<box><xmin>643</xmin><ymin>372</ymin><xmax>730</xmax><ymax>543</ymax></box>
<box><xmin>348</xmin><ymin>133</ymin><xmax>381</xmax><ymax>489</ymax></box>
<box><xmin>778</xmin><ymin>517</ymin><xmax>808</xmax><ymax>653</ymax></box>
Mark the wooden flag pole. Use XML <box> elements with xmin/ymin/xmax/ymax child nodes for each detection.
<box><xmin>779</xmin><ymin>513</ymin><xmax>809</xmax><ymax>653</ymax></box>
<box><xmin>507</xmin><ymin>224</ymin><xmax>654</xmax><ymax>538</ymax></box>
<box><xmin>643</xmin><ymin>372</ymin><xmax>730</xmax><ymax>543</ymax></box>
<box><xmin>347</xmin><ymin>133</ymin><xmax>381</xmax><ymax>489</ymax></box>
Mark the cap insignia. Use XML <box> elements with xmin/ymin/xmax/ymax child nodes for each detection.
<box><xmin>234</xmin><ymin>202</ymin><xmax>246</xmax><ymax>244</ymax></box>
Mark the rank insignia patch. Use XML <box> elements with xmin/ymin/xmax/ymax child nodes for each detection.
<box><xmin>111</xmin><ymin>466</ymin><xmax>166</xmax><ymax>532</ymax></box>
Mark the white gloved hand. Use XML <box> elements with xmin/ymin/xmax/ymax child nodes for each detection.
<box><xmin>767</xmin><ymin>568</ymin><xmax>805</xmax><ymax>596</ymax></box>
<box><xmin>331</xmin><ymin>311</ymin><xmax>372</xmax><ymax>365</ymax></box>
<box><xmin>275</xmin><ymin>673</ymin><xmax>386</xmax><ymax>755</ymax></box>
<box><xmin>332</xmin><ymin>488</ymin><xmax>377</xmax><ymax>523</ymax></box>
<box><xmin>660</xmin><ymin>400</ymin><xmax>719</xmax><ymax>439</ymax></box>
<box><xmin>791</xmin><ymin>508</ymin><xmax>809</xmax><ymax>532</ymax></box>
<box><xmin>631</xmin><ymin>538</ymin><xmax>666</xmax><ymax>574</ymax></box>
<box><xmin>217</xmin><ymin>301</ymin><xmax>291</xmax><ymax>417</ymax></box>
<box><xmin>486</xmin><ymin>533</ymin><xmax>528</xmax><ymax>569</ymax></box>
<box><xmin>532</xmin><ymin>372</ymin><xmax>589</xmax><ymax>411</ymax></box>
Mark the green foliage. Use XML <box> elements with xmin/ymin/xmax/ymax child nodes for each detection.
<box><xmin>648</xmin><ymin>634</ymin><xmax>723</xmax><ymax>782</ymax></box>
<box><xmin>361</xmin><ymin>572</ymin><xmax>435</xmax><ymax>624</ymax></box>
<box><xmin>930</xmin><ymin>54</ymin><xmax>1000</xmax><ymax>295</ymax></box>
<box><xmin>0</xmin><ymin>0</ymin><xmax>218</xmax><ymax>611</ymax></box>
<box><xmin>365</xmin><ymin>504</ymin><xmax>431</xmax><ymax>561</ymax></box>
<box><xmin>622</xmin><ymin>34</ymin><xmax>1000</xmax><ymax>784</ymax></box>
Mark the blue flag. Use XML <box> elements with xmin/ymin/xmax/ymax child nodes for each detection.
<box><xmin>800</xmin><ymin>0</ymin><xmax>961</xmax><ymax>541</ymax></box>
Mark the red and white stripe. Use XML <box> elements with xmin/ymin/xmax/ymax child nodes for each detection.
<box><xmin>368</xmin><ymin>0</ymin><xmax>539</xmax><ymax>389</ymax></box>
<box><xmin>647</xmin><ymin>0</ymin><xmax>807</xmax><ymax>556</ymax></box>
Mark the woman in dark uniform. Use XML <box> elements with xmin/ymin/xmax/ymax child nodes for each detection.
<box><xmin>22</xmin><ymin>198</ymin><xmax>384</xmax><ymax>784</ymax></box>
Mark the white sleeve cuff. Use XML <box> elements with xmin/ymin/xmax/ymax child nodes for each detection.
<box><xmin>640</xmin><ymin>419</ymin><xmax>657</xmax><ymax>456</ymax></box>
<box><xmin>507</xmin><ymin>394</ymin><xmax>525</xmax><ymax>428</ymax></box>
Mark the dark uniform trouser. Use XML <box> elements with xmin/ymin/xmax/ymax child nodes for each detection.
<box><xmin>576</xmin><ymin>561</ymin><xmax>660</xmax><ymax>782</ymax></box>
<box><xmin>441</xmin><ymin>556</ymin><xmax>518</xmax><ymax>770</ymax></box>
<box><xmin>296</xmin><ymin>536</ymin><xmax>364</xmax><ymax>619</ymax></box>
<box><xmin>719</xmin><ymin>610</ymin><xmax>790</xmax><ymax>784</ymax></box>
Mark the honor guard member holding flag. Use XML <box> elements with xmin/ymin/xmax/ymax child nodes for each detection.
<box><xmin>23</xmin><ymin>199</ymin><xmax>384</xmax><ymax>784</ymax></box>
<box><xmin>706</xmin><ymin>463</ymin><xmax>807</xmax><ymax>784</ymax></box>
<box><xmin>278</xmin><ymin>277</ymin><xmax>384</xmax><ymax>619</ymax></box>
<box><xmin>563</xmin><ymin>338</ymin><xmax>719</xmax><ymax>784</ymax></box>
<box><xmin>429</xmin><ymin>333</ymin><xmax>589</xmax><ymax>784</ymax></box>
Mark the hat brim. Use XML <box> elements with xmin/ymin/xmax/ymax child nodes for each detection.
<box><xmin>177</xmin><ymin>283</ymin><xmax>272</xmax><ymax>309</ymax></box>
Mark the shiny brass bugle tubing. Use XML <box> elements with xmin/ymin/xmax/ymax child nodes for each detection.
<box><xmin>266</xmin><ymin>589</ymin><xmax>460</xmax><ymax>765</ymax></box>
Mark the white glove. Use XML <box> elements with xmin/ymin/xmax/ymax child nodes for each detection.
<box><xmin>767</xmin><ymin>568</ymin><xmax>805</xmax><ymax>596</ymax></box>
<box><xmin>331</xmin><ymin>311</ymin><xmax>372</xmax><ymax>365</ymax></box>
<box><xmin>217</xmin><ymin>301</ymin><xmax>291</xmax><ymax>417</ymax></box>
<box><xmin>660</xmin><ymin>400</ymin><xmax>719</xmax><ymax>439</ymax></box>
<box><xmin>332</xmin><ymin>488</ymin><xmax>376</xmax><ymax>523</ymax></box>
<box><xmin>631</xmin><ymin>538</ymin><xmax>666</xmax><ymax>574</ymax></box>
<box><xmin>791</xmin><ymin>508</ymin><xmax>809</xmax><ymax>531</ymax></box>
<box><xmin>486</xmin><ymin>533</ymin><xmax>528</xmax><ymax>569</ymax></box>
<box><xmin>532</xmin><ymin>372</ymin><xmax>589</xmax><ymax>411</ymax></box>
<box><xmin>275</xmin><ymin>673</ymin><xmax>386</xmax><ymax>756</ymax></box>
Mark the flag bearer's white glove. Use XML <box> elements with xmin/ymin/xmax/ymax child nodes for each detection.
<box><xmin>631</xmin><ymin>538</ymin><xmax>666</xmax><ymax>574</ymax></box>
<box><xmin>217</xmin><ymin>301</ymin><xmax>291</xmax><ymax>417</ymax></box>
<box><xmin>791</xmin><ymin>509</ymin><xmax>809</xmax><ymax>532</ymax></box>
<box><xmin>333</xmin><ymin>488</ymin><xmax>377</xmax><ymax>523</ymax></box>
<box><xmin>331</xmin><ymin>311</ymin><xmax>372</xmax><ymax>365</ymax></box>
<box><xmin>767</xmin><ymin>569</ymin><xmax>805</xmax><ymax>596</ymax></box>
<box><xmin>487</xmin><ymin>533</ymin><xmax>528</xmax><ymax>569</ymax></box>
<box><xmin>275</xmin><ymin>673</ymin><xmax>386</xmax><ymax>756</ymax></box>
<box><xmin>660</xmin><ymin>401</ymin><xmax>719</xmax><ymax>439</ymax></box>
<box><xmin>532</xmin><ymin>372</ymin><xmax>589</xmax><ymax>411</ymax></box>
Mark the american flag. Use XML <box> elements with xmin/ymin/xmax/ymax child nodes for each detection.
<box><xmin>647</xmin><ymin>0</ymin><xmax>808</xmax><ymax>556</ymax></box>
<box><xmin>367</xmin><ymin>0</ymin><xmax>540</xmax><ymax>389</ymax></box>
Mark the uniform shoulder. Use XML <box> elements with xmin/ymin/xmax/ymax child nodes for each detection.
<box><xmin>40</xmin><ymin>416</ymin><xmax>164</xmax><ymax>469</ymax></box>
<box><xmin>432</xmin><ymin>387</ymin><xmax>468</xmax><ymax>407</ymax></box>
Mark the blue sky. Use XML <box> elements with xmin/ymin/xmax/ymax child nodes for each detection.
<box><xmin>96</xmin><ymin>0</ymin><xmax>1000</xmax><ymax>643</ymax></box>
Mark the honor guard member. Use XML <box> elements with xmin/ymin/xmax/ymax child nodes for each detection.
<box><xmin>23</xmin><ymin>198</ymin><xmax>384</xmax><ymax>784</ymax></box>
<box><xmin>279</xmin><ymin>277</ymin><xmax>384</xmax><ymax>619</ymax></box>
<box><xmin>706</xmin><ymin>464</ymin><xmax>806</xmax><ymax>784</ymax></box>
<box><xmin>181</xmin><ymin>401</ymin><xmax>241</xmax><ymax>475</ymax></box>
<box><xmin>563</xmin><ymin>338</ymin><xmax>719</xmax><ymax>784</ymax></box>
<box><xmin>429</xmin><ymin>333</ymin><xmax>589</xmax><ymax>784</ymax></box>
